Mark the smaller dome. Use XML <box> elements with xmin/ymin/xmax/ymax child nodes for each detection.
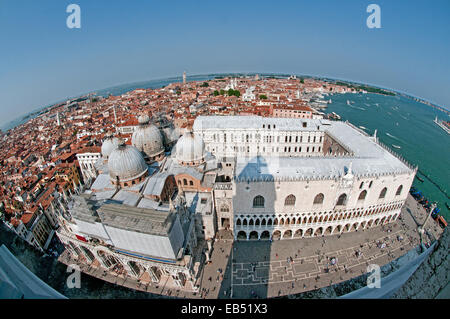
<box><xmin>175</xmin><ymin>131</ymin><xmax>206</xmax><ymax>164</ymax></box>
<box><xmin>108</xmin><ymin>143</ymin><xmax>148</xmax><ymax>183</ymax></box>
<box><xmin>132</xmin><ymin>117</ymin><xmax>164</xmax><ymax>158</ymax></box>
<box><xmin>101</xmin><ymin>135</ymin><xmax>120</xmax><ymax>159</ymax></box>
<box><xmin>138</xmin><ymin>114</ymin><xmax>150</xmax><ymax>125</ymax></box>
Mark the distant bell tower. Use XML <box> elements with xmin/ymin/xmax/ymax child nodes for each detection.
<box><xmin>183</xmin><ymin>71</ymin><xmax>186</xmax><ymax>85</ymax></box>
<box><xmin>56</xmin><ymin>112</ymin><xmax>61</xmax><ymax>126</ymax></box>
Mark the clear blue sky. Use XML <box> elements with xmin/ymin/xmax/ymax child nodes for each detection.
<box><xmin>1</xmin><ymin>0</ymin><xmax>449</xmax><ymax>127</ymax></box>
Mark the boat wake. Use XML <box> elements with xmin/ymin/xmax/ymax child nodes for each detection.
<box><xmin>386</xmin><ymin>132</ymin><xmax>399</xmax><ymax>140</ymax></box>
<box><xmin>348</xmin><ymin>104</ymin><xmax>366</xmax><ymax>111</ymax></box>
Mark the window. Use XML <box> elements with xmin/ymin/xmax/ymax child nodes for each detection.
<box><xmin>220</xmin><ymin>205</ymin><xmax>229</xmax><ymax>212</ymax></box>
<box><xmin>284</xmin><ymin>194</ymin><xmax>296</xmax><ymax>206</ymax></box>
<box><xmin>183</xmin><ymin>179</ymin><xmax>187</xmax><ymax>185</ymax></box>
<box><xmin>201</xmin><ymin>198</ymin><xmax>207</xmax><ymax>204</ymax></box>
<box><xmin>379</xmin><ymin>187</ymin><xmax>387</xmax><ymax>199</ymax></box>
<box><xmin>396</xmin><ymin>185</ymin><xmax>403</xmax><ymax>196</ymax></box>
<box><xmin>313</xmin><ymin>193</ymin><xmax>324</xmax><ymax>205</ymax></box>
<box><xmin>253</xmin><ymin>195</ymin><xmax>265</xmax><ymax>208</ymax></box>
<box><xmin>358</xmin><ymin>190</ymin><xmax>367</xmax><ymax>201</ymax></box>
<box><xmin>189</xmin><ymin>180</ymin><xmax>194</xmax><ymax>186</ymax></box>
<box><xmin>359</xmin><ymin>182</ymin><xmax>364</xmax><ymax>189</ymax></box>
<box><xmin>336</xmin><ymin>193</ymin><xmax>347</xmax><ymax>206</ymax></box>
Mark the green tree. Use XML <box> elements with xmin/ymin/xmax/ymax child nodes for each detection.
<box><xmin>259</xmin><ymin>94</ymin><xmax>267</xmax><ymax>99</ymax></box>
<box><xmin>213</xmin><ymin>90</ymin><xmax>219</xmax><ymax>96</ymax></box>
<box><xmin>200</xmin><ymin>82</ymin><xmax>209</xmax><ymax>87</ymax></box>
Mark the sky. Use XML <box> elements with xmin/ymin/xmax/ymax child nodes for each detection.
<box><xmin>0</xmin><ymin>0</ymin><xmax>449</xmax><ymax>128</ymax></box>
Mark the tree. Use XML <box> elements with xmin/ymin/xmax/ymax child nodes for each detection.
<box><xmin>200</xmin><ymin>82</ymin><xmax>209</xmax><ymax>87</ymax></box>
<box><xmin>259</xmin><ymin>94</ymin><xmax>267</xmax><ymax>100</ymax></box>
<box><xmin>300</xmin><ymin>79</ymin><xmax>305</xmax><ymax>84</ymax></box>
<box><xmin>227</xmin><ymin>89</ymin><xmax>240</xmax><ymax>97</ymax></box>
<box><xmin>213</xmin><ymin>90</ymin><xmax>219</xmax><ymax>96</ymax></box>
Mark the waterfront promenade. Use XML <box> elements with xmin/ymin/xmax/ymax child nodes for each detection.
<box><xmin>58</xmin><ymin>194</ymin><xmax>443</xmax><ymax>299</ymax></box>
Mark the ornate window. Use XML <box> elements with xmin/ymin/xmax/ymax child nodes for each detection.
<box><xmin>358</xmin><ymin>190</ymin><xmax>367</xmax><ymax>201</ymax></box>
<box><xmin>253</xmin><ymin>195</ymin><xmax>265</xmax><ymax>208</ymax></box>
<box><xmin>379</xmin><ymin>187</ymin><xmax>387</xmax><ymax>199</ymax></box>
<box><xmin>396</xmin><ymin>185</ymin><xmax>403</xmax><ymax>196</ymax></box>
<box><xmin>284</xmin><ymin>194</ymin><xmax>296</xmax><ymax>206</ymax></box>
<box><xmin>313</xmin><ymin>193</ymin><xmax>324</xmax><ymax>205</ymax></box>
<box><xmin>220</xmin><ymin>205</ymin><xmax>230</xmax><ymax>213</ymax></box>
<box><xmin>336</xmin><ymin>193</ymin><xmax>347</xmax><ymax>206</ymax></box>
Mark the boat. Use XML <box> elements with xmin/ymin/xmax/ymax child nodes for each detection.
<box><xmin>328</xmin><ymin>99</ymin><xmax>332</xmax><ymax>104</ymax></box>
<box><xmin>437</xmin><ymin>215</ymin><xmax>447</xmax><ymax>228</ymax></box>
<box><xmin>359</xmin><ymin>126</ymin><xmax>367</xmax><ymax>130</ymax></box>
<box><xmin>434</xmin><ymin>116</ymin><xmax>450</xmax><ymax>134</ymax></box>
<box><xmin>392</xmin><ymin>145</ymin><xmax>401</xmax><ymax>149</ymax></box>
<box><xmin>416</xmin><ymin>176</ymin><xmax>424</xmax><ymax>182</ymax></box>
<box><xmin>446</xmin><ymin>202</ymin><xmax>450</xmax><ymax>210</ymax></box>
<box><xmin>328</xmin><ymin>112</ymin><xmax>341</xmax><ymax>120</ymax></box>
<box><xmin>346</xmin><ymin>100</ymin><xmax>350</xmax><ymax>105</ymax></box>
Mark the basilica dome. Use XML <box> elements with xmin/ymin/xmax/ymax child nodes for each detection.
<box><xmin>175</xmin><ymin>131</ymin><xmax>206</xmax><ymax>165</ymax></box>
<box><xmin>101</xmin><ymin>135</ymin><xmax>120</xmax><ymax>159</ymax></box>
<box><xmin>108</xmin><ymin>141</ymin><xmax>148</xmax><ymax>185</ymax></box>
<box><xmin>131</xmin><ymin>115</ymin><xmax>164</xmax><ymax>160</ymax></box>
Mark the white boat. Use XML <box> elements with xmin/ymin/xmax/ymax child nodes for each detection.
<box><xmin>434</xmin><ymin>116</ymin><xmax>450</xmax><ymax>134</ymax></box>
<box><xmin>392</xmin><ymin>145</ymin><xmax>401</xmax><ymax>149</ymax></box>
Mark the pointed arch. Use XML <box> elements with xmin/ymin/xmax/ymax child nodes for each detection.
<box><xmin>313</xmin><ymin>193</ymin><xmax>324</xmax><ymax>205</ymax></box>
<box><xmin>284</xmin><ymin>194</ymin><xmax>296</xmax><ymax>206</ymax></box>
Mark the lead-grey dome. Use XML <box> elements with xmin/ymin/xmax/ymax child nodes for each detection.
<box><xmin>101</xmin><ymin>135</ymin><xmax>120</xmax><ymax>159</ymax></box>
<box><xmin>131</xmin><ymin>115</ymin><xmax>164</xmax><ymax>159</ymax></box>
<box><xmin>175</xmin><ymin>131</ymin><xmax>206</xmax><ymax>164</ymax></box>
<box><xmin>108</xmin><ymin>143</ymin><xmax>148</xmax><ymax>183</ymax></box>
